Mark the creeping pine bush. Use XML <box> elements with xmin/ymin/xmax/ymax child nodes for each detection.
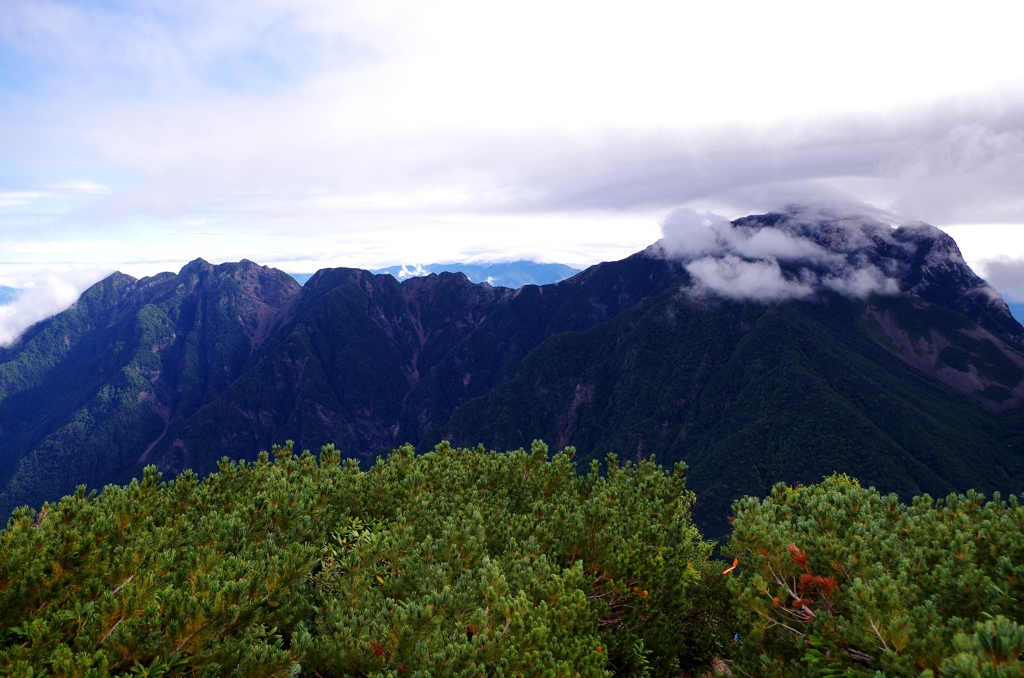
<box><xmin>726</xmin><ymin>474</ymin><xmax>1024</xmax><ymax>677</ymax></box>
<box><xmin>0</xmin><ymin>441</ymin><xmax>731</xmax><ymax>677</ymax></box>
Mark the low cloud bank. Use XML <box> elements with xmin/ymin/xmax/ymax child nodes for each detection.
<box><xmin>0</xmin><ymin>269</ymin><xmax>109</xmax><ymax>346</ymax></box>
<box><xmin>658</xmin><ymin>207</ymin><xmax>901</xmax><ymax>302</ymax></box>
<box><xmin>979</xmin><ymin>257</ymin><xmax>1024</xmax><ymax>304</ymax></box>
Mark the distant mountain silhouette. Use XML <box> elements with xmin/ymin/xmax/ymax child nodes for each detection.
<box><xmin>373</xmin><ymin>261</ymin><xmax>582</xmax><ymax>288</ymax></box>
<box><xmin>288</xmin><ymin>260</ymin><xmax>581</xmax><ymax>289</ymax></box>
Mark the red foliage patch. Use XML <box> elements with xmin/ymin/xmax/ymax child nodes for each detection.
<box><xmin>787</xmin><ymin>544</ymin><xmax>808</xmax><ymax>571</ymax></box>
<box><xmin>799</xmin><ymin>573</ymin><xmax>839</xmax><ymax>597</ymax></box>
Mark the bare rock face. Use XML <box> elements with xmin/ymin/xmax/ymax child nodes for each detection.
<box><xmin>730</xmin><ymin>208</ymin><xmax>1022</xmax><ymax>343</ymax></box>
<box><xmin>724</xmin><ymin>208</ymin><xmax>1024</xmax><ymax>406</ymax></box>
<box><xmin>864</xmin><ymin>301</ymin><xmax>1024</xmax><ymax>410</ymax></box>
<box><xmin>891</xmin><ymin>223</ymin><xmax>1023</xmax><ymax>344</ymax></box>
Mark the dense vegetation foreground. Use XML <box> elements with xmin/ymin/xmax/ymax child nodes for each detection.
<box><xmin>0</xmin><ymin>443</ymin><xmax>1022</xmax><ymax>677</ymax></box>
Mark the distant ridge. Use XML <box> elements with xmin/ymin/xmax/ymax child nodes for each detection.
<box><xmin>0</xmin><ymin>287</ymin><xmax>17</xmax><ymax>305</ymax></box>
<box><xmin>289</xmin><ymin>261</ymin><xmax>581</xmax><ymax>289</ymax></box>
<box><xmin>375</xmin><ymin>261</ymin><xmax>582</xmax><ymax>288</ymax></box>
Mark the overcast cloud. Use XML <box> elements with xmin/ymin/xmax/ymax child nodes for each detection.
<box><xmin>0</xmin><ymin>268</ymin><xmax>111</xmax><ymax>345</ymax></box>
<box><xmin>978</xmin><ymin>257</ymin><xmax>1024</xmax><ymax>303</ymax></box>
<box><xmin>1</xmin><ymin>0</ymin><xmax>1023</xmax><ymax>342</ymax></box>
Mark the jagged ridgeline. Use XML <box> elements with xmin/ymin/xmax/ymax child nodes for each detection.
<box><xmin>1</xmin><ymin>208</ymin><xmax>1023</xmax><ymax>538</ymax></box>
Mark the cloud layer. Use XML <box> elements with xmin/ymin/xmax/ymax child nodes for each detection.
<box><xmin>658</xmin><ymin>207</ymin><xmax>902</xmax><ymax>302</ymax></box>
<box><xmin>0</xmin><ymin>268</ymin><xmax>110</xmax><ymax>346</ymax></box>
<box><xmin>979</xmin><ymin>257</ymin><xmax>1024</xmax><ymax>303</ymax></box>
<box><xmin>2</xmin><ymin>1</ymin><xmax>1024</xmax><ymax>237</ymax></box>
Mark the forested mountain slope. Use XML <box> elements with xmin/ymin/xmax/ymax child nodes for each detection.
<box><xmin>0</xmin><ymin>260</ymin><xmax>300</xmax><ymax>514</ymax></box>
<box><xmin>437</xmin><ymin>292</ymin><xmax>1024</xmax><ymax>537</ymax></box>
<box><xmin>1</xmin><ymin>209</ymin><xmax>1022</xmax><ymax>535</ymax></box>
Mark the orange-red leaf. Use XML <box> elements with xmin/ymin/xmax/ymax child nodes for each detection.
<box><xmin>788</xmin><ymin>544</ymin><xmax>808</xmax><ymax>571</ymax></box>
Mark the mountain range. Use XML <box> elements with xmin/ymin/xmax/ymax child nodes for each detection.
<box><xmin>286</xmin><ymin>261</ymin><xmax>581</xmax><ymax>289</ymax></box>
<box><xmin>1</xmin><ymin>208</ymin><xmax>1022</xmax><ymax>538</ymax></box>
<box><xmin>370</xmin><ymin>261</ymin><xmax>582</xmax><ymax>288</ymax></box>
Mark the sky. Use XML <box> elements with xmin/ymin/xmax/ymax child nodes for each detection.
<box><xmin>1</xmin><ymin>0</ymin><xmax>1024</xmax><ymax>343</ymax></box>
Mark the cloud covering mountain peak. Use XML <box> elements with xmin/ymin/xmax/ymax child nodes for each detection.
<box><xmin>655</xmin><ymin>206</ymin><xmax>907</xmax><ymax>302</ymax></box>
<box><xmin>654</xmin><ymin>204</ymin><xmax>1023</xmax><ymax>342</ymax></box>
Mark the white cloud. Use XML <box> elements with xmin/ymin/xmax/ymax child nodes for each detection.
<box><xmin>978</xmin><ymin>257</ymin><xmax>1024</xmax><ymax>303</ymax></box>
<box><xmin>3</xmin><ymin>1</ymin><xmax>1024</xmax><ymax>232</ymax></box>
<box><xmin>0</xmin><ymin>268</ymin><xmax>110</xmax><ymax>346</ymax></box>
<box><xmin>660</xmin><ymin>207</ymin><xmax>841</xmax><ymax>264</ymax></box>
<box><xmin>685</xmin><ymin>255</ymin><xmax>815</xmax><ymax>302</ymax></box>
<box><xmin>0</xmin><ymin>191</ymin><xmax>47</xmax><ymax>207</ymax></box>
<box><xmin>658</xmin><ymin>209</ymin><xmax>732</xmax><ymax>259</ymax></box>
<box><xmin>822</xmin><ymin>267</ymin><xmax>900</xmax><ymax>298</ymax></box>
<box><xmin>396</xmin><ymin>263</ymin><xmax>427</xmax><ymax>279</ymax></box>
<box><xmin>660</xmin><ymin>206</ymin><xmax>903</xmax><ymax>303</ymax></box>
<box><xmin>45</xmin><ymin>180</ymin><xmax>110</xmax><ymax>195</ymax></box>
<box><xmin>739</xmin><ymin>227</ymin><xmax>834</xmax><ymax>262</ymax></box>
<box><xmin>877</xmin><ymin>123</ymin><xmax>1024</xmax><ymax>223</ymax></box>
<box><xmin>0</xmin><ymin>180</ymin><xmax>111</xmax><ymax>208</ymax></box>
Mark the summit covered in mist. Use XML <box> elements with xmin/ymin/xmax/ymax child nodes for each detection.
<box><xmin>661</xmin><ymin>207</ymin><xmax>1017</xmax><ymax>321</ymax></box>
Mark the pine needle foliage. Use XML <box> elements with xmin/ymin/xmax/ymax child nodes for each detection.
<box><xmin>941</xmin><ymin>616</ymin><xmax>1024</xmax><ymax>677</ymax></box>
<box><xmin>725</xmin><ymin>474</ymin><xmax>1024</xmax><ymax>677</ymax></box>
<box><xmin>0</xmin><ymin>441</ymin><xmax>730</xmax><ymax>677</ymax></box>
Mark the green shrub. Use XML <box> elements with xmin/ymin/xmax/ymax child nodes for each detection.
<box><xmin>725</xmin><ymin>474</ymin><xmax>1024</xmax><ymax>677</ymax></box>
<box><xmin>941</xmin><ymin>616</ymin><xmax>1024</xmax><ymax>677</ymax></box>
<box><xmin>0</xmin><ymin>441</ymin><xmax>730</xmax><ymax>677</ymax></box>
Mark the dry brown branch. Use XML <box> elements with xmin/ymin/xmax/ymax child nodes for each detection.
<box><xmin>868</xmin><ymin>619</ymin><xmax>890</xmax><ymax>652</ymax></box>
<box><xmin>100</xmin><ymin>617</ymin><xmax>124</xmax><ymax>645</ymax></box>
<box><xmin>110</xmin><ymin>574</ymin><xmax>136</xmax><ymax>597</ymax></box>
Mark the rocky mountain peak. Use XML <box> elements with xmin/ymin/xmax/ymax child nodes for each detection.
<box><xmin>177</xmin><ymin>257</ymin><xmax>214</xmax><ymax>277</ymax></box>
<box><xmin>890</xmin><ymin>222</ymin><xmax>1021</xmax><ymax>344</ymax></box>
<box><xmin>663</xmin><ymin>206</ymin><xmax>1022</xmax><ymax>344</ymax></box>
<box><xmin>741</xmin><ymin>205</ymin><xmax>895</xmax><ymax>253</ymax></box>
